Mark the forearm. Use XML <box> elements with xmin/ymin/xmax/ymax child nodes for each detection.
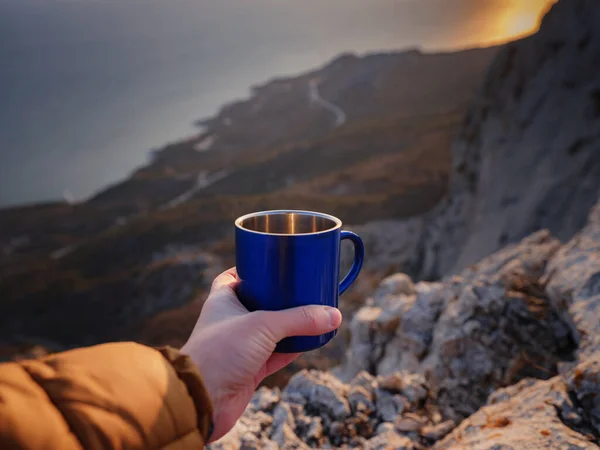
<box><xmin>0</xmin><ymin>342</ymin><xmax>213</xmax><ymax>449</ymax></box>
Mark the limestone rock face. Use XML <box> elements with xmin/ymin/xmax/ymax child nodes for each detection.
<box><xmin>340</xmin><ymin>229</ymin><xmax>576</xmax><ymax>421</ymax></box>
<box><xmin>544</xmin><ymin>200</ymin><xmax>600</xmax><ymax>360</ymax></box>
<box><xmin>412</xmin><ymin>0</ymin><xmax>600</xmax><ymax>280</ymax></box>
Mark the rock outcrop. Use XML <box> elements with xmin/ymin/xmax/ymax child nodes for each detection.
<box><xmin>210</xmin><ymin>356</ymin><xmax>600</xmax><ymax>449</ymax></box>
<box><xmin>210</xmin><ymin>370</ymin><xmax>448</xmax><ymax>450</ymax></box>
<box><xmin>435</xmin><ymin>359</ymin><xmax>600</xmax><ymax>449</ymax></box>
<box><xmin>412</xmin><ymin>0</ymin><xmax>600</xmax><ymax>280</ymax></box>
<box><xmin>544</xmin><ymin>200</ymin><xmax>600</xmax><ymax>361</ymax></box>
<box><xmin>340</xmin><ymin>229</ymin><xmax>576</xmax><ymax>421</ymax></box>
<box><xmin>210</xmin><ymin>193</ymin><xmax>600</xmax><ymax>449</ymax></box>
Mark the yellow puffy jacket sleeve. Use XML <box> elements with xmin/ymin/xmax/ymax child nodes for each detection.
<box><xmin>0</xmin><ymin>342</ymin><xmax>213</xmax><ymax>449</ymax></box>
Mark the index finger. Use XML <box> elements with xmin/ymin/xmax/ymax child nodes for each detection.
<box><xmin>211</xmin><ymin>267</ymin><xmax>239</xmax><ymax>292</ymax></box>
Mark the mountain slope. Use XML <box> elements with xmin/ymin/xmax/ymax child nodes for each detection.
<box><xmin>0</xmin><ymin>47</ymin><xmax>497</xmax><ymax>352</ymax></box>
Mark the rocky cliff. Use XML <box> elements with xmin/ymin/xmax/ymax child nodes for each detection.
<box><xmin>412</xmin><ymin>0</ymin><xmax>600</xmax><ymax>280</ymax></box>
<box><xmin>210</xmin><ymin>196</ymin><xmax>600</xmax><ymax>450</ymax></box>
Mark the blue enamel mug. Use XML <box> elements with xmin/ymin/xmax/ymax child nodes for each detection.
<box><xmin>235</xmin><ymin>210</ymin><xmax>364</xmax><ymax>353</ymax></box>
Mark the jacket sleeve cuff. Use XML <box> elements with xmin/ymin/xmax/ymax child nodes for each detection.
<box><xmin>155</xmin><ymin>346</ymin><xmax>214</xmax><ymax>442</ymax></box>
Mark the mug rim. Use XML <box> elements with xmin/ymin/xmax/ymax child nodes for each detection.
<box><xmin>235</xmin><ymin>209</ymin><xmax>342</xmax><ymax>236</ymax></box>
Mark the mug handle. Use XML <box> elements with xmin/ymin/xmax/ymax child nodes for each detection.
<box><xmin>339</xmin><ymin>231</ymin><xmax>365</xmax><ymax>295</ymax></box>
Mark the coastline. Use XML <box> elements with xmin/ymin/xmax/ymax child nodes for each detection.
<box><xmin>2</xmin><ymin>45</ymin><xmax>508</xmax><ymax>213</ymax></box>
<box><xmin>0</xmin><ymin>43</ymin><xmax>499</xmax><ymax>352</ymax></box>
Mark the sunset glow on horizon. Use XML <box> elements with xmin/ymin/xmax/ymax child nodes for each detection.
<box><xmin>497</xmin><ymin>0</ymin><xmax>558</xmax><ymax>40</ymax></box>
<box><xmin>445</xmin><ymin>0</ymin><xmax>558</xmax><ymax>49</ymax></box>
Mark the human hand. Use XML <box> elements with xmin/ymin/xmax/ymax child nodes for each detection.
<box><xmin>180</xmin><ymin>268</ymin><xmax>342</xmax><ymax>442</ymax></box>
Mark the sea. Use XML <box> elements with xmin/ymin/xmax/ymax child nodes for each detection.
<box><xmin>0</xmin><ymin>0</ymin><xmax>551</xmax><ymax>207</ymax></box>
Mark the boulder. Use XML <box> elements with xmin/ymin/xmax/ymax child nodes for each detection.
<box><xmin>435</xmin><ymin>356</ymin><xmax>600</xmax><ymax>449</ymax></box>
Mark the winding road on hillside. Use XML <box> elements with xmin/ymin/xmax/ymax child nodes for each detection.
<box><xmin>49</xmin><ymin>170</ymin><xmax>230</xmax><ymax>260</ymax></box>
<box><xmin>162</xmin><ymin>169</ymin><xmax>230</xmax><ymax>209</ymax></box>
<box><xmin>49</xmin><ymin>82</ymin><xmax>343</xmax><ymax>261</ymax></box>
<box><xmin>308</xmin><ymin>79</ymin><xmax>346</xmax><ymax>127</ymax></box>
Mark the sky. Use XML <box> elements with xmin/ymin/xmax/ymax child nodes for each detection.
<box><xmin>462</xmin><ymin>0</ymin><xmax>557</xmax><ymax>44</ymax></box>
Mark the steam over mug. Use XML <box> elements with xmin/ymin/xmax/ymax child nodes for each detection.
<box><xmin>235</xmin><ymin>210</ymin><xmax>364</xmax><ymax>353</ymax></box>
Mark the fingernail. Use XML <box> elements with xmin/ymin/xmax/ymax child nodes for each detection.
<box><xmin>324</xmin><ymin>306</ymin><xmax>342</xmax><ymax>328</ymax></box>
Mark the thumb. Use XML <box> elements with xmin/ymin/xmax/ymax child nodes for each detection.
<box><xmin>258</xmin><ymin>305</ymin><xmax>342</xmax><ymax>343</ymax></box>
